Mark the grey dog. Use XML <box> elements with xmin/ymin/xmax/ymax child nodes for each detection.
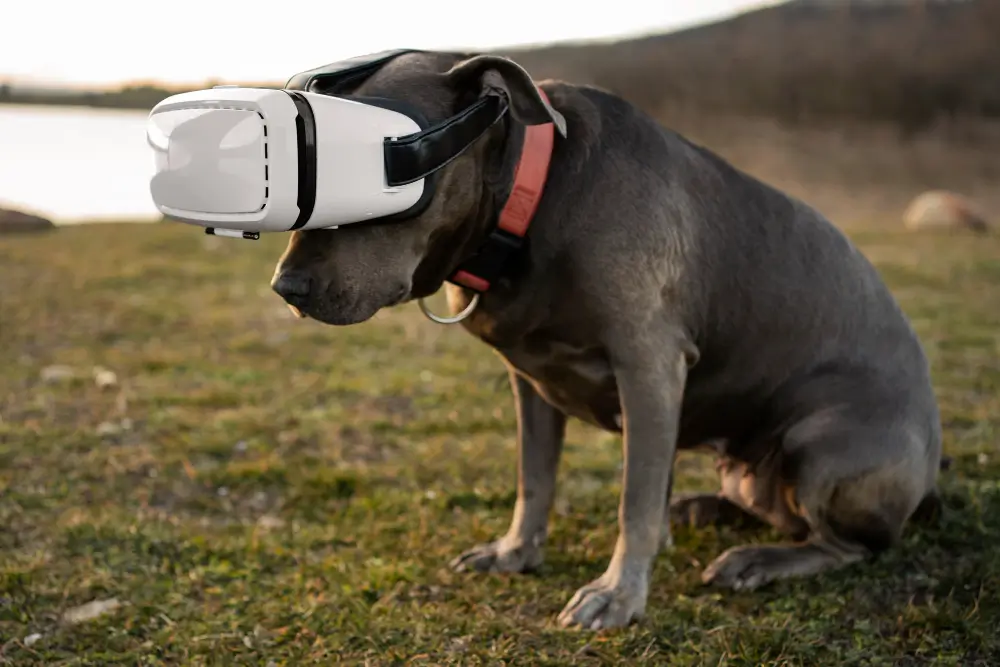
<box><xmin>270</xmin><ymin>51</ymin><xmax>943</xmax><ymax>630</ymax></box>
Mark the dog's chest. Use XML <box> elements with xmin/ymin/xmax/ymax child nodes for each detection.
<box><xmin>500</xmin><ymin>339</ymin><xmax>622</xmax><ymax>432</ymax></box>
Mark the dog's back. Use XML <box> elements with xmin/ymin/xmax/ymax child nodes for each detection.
<box><xmin>539</xmin><ymin>83</ymin><xmax>939</xmax><ymax>456</ymax></box>
<box><xmin>673</xmin><ymin>141</ymin><xmax>937</xmax><ymax>451</ymax></box>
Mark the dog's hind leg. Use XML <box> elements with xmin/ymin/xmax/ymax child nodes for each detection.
<box><xmin>702</xmin><ymin>405</ymin><xmax>940</xmax><ymax>591</ymax></box>
<box><xmin>451</xmin><ymin>369</ymin><xmax>567</xmax><ymax>574</ymax></box>
<box><xmin>701</xmin><ymin>540</ymin><xmax>867</xmax><ymax>591</ymax></box>
<box><xmin>669</xmin><ymin>448</ymin><xmax>807</xmax><ymax>536</ymax></box>
<box><xmin>667</xmin><ymin>441</ymin><xmax>765</xmax><ymax>532</ymax></box>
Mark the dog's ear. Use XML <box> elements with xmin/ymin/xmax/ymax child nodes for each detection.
<box><xmin>446</xmin><ymin>55</ymin><xmax>567</xmax><ymax>138</ymax></box>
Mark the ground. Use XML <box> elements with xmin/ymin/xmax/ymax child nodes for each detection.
<box><xmin>0</xmin><ymin>222</ymin><xmax>997</xmax><ymax>666</ymax></box>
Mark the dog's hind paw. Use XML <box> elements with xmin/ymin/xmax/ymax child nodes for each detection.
<box><xmin>701</xmin><ymin>546</ymin><xmax>779</xmax><ymax>591</ymax></box>
<box><xmin>449</xmin><ymin>538</ymin><xmax>543</xmax><ymax>574</ymax></box>
<box><xmin>701</xmin><ymin>541</ymin><xmax>861</xmax><ymax>591</ymax></box>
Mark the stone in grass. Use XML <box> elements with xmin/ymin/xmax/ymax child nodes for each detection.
<box><xmin>62</xmin><ymin>598</ymin><xmax>123</xmax><ymax>625</ymax></box>
<box><xmin>40</xmin><ymin>365</ymin><xmax>77</xmax><ymax>384</ymax></box>
<box><xmin>92</xmin><ymin>366</ymin><xmax>119</xmax><ymax>390</ymax></box>
<box><xmin>903</xmin><ymin>190</ymin><xmax>991</xmax><ymax>233</ymax></box>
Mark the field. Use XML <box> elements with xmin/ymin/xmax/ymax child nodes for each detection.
<box><xmin>1</xmin><ymin>220</ymin><xmax>998</xmax><ymax>665</ymax></box>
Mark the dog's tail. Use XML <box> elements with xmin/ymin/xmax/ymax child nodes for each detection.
<box><xmin>910</xmin><ymin>491</ymin><xmax>942</xmax><ymax>525</ymax></box>
<box><xmin>909</xmin><ymin>456</ymin><xmax>952</xmax><ymax>526</ymax></box>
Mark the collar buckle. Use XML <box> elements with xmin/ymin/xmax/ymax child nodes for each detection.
<box><xmin>450</xmin><ymin>227</ymin><xmax>526</xmax><ymax>293</ymax></box>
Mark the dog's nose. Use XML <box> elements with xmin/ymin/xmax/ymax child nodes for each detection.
<box><xmin>271</xmin><ymin>271</ymin><xmax>311</xmax><ymax>307</ymax></box>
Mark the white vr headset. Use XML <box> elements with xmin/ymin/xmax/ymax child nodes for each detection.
<box><xmin>146</xmin><ymin>49</ymin><xmax>515</xmax><ymax>239</ymax></box>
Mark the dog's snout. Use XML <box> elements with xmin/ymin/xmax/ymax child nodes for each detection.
<box><xmin>271</xmin><ymin>271</ymin><xmax>312</xmax><ymax>306</ymax></box>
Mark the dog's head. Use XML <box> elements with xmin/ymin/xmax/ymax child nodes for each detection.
<box><xmin>270</xmin><ymin>51</ymin><xmax>566</xmax><ymax>326</ymax></box>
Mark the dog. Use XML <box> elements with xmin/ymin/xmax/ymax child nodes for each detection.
<box><xmin>270</xmin><ymin>51</ymin><xmax>943</xmax><ymax>630</ymax></box>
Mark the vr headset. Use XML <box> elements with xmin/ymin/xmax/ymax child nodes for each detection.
<box><xmin>146</xmin><ymin>49</ymin><xmax>519</xmax><ymax>239</ymax></box>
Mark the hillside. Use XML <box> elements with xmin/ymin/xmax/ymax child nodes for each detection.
<box><xmin>489</xmin><ymin>0</ymin><xmax>1000</xmax><ymax>225</ymax></box>
<box><xmin>2</xmin><ymin>0</ymin><xmax>998</xmax><ymax>135</ymax></box>
<box><xmin>497</xmin><ymin>0</ymin><xmax>1000</xmax><ymax>133</ymax></box>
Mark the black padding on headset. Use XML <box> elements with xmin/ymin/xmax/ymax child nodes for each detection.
<box><xmin>383</xmin><ymin>94</ymin><xmax>508</xmax><ymax>187</ymax></box>
<box><xmin>282</xmin><ymin>91</ymin><xmax>318</xmax><ymax>231</ymax></box>
<box><xmin>284</xmin><ymin>49</ymin><xmax>423</xmax><ymax>93</ymax></box>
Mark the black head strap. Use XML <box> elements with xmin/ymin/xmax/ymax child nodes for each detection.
<box><xmin>384</xmin><ymin>94</ymin><xmax>508</xmax><ymax>187</ymax></box>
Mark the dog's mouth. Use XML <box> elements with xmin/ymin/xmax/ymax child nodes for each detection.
<box><xmin>282</xmin><ymin>294</ymin><xmax>375</xmax><ymax>327</ymax></box>
<box><xmin>281</xmin><ymin>284</ymin><xmax>410</xmax><ymax>326</ymax></box>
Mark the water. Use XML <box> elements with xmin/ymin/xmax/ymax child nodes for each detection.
<box><xmin>0</xmin><ymin>104</ymin><xmax>160</xmax><ymax>224</ymax></box>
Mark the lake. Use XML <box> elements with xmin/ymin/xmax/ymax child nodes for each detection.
<box><xmin>0</xmin><ymin>104</ymin><xmax>160</xmax><ymax>224</ymax></box>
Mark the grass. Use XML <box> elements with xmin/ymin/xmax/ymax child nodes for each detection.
<box><xmin>0</xmin><ymin>222</ymin><xmax>998</xmax><ymax>665</ymax></box>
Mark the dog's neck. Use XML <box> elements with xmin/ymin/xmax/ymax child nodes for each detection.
<box><xmin>410</xmin><ymin>93</ymin><xmax>557</xmax><ymax>300</ymax></box>
<box><xmin>447</xmin><ymin>95</ymin><xmax>556</xmax><ymax>293</ymax></box>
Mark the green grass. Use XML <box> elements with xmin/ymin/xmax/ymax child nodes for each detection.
<box><xmin>1</xmin><ymin>223</ymin><xmax>998</xmax><ymax>665</ymax></box>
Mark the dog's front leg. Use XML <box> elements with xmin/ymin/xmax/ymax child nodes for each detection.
<box><xmin>451</xmin><ymin>369</ymin><xmax>567</xmax><ymax>574</ymax></box>
<box><xmin>558</xmin><ymin>329</ymin><xmax>690</xmax><ymax>630</ymax></box>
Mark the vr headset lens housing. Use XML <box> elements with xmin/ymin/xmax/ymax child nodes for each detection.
<box><xmin>146</xmin><ymin>50</ymin><xmax>510</xmax><ymax>235</ymax></box>
<box><xmin>147</xmin><ymin>87</ymin><xmax>427</xmax><ymax>233</ymax></box>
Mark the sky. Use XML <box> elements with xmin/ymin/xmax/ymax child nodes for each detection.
<box><xmin>2</xmin><ymin>0</ymin><xmax>782</xmax><ymax>88</ymax></box>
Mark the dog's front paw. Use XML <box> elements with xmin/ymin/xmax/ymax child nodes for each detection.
<box><xmin>557</xmin><ymin>573</ymin><xmax>648</xmax><ymax>630</ymax></box>
<box><xmin>449</xmin><ymin>537</ymin><xmax>544</xmax><ymax>574</ymax></box>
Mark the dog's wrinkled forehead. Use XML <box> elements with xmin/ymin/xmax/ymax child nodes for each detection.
<box><xmin>349</xmin><ymin>51</ymin><xmax>470</xmax><ymax>123</ymax></box>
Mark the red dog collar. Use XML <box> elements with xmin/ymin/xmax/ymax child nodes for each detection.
<box><xmin>449</xmin><ymin>90</ymin><xmax>556</xmax><ymax>293</ymax></box>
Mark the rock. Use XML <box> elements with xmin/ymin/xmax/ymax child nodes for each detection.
<box><xmin>96</xmin><ymin>418</ymin><xmax>133</xmax><ymax>437</ymax></box>
<box><xmin>41</xmin><ymin>365</ymin><xmax>120</xmax><ymax>389</ymax></box>
<box><xmin>92</xmin><ymin>366</ymin><xmax>119</xmax><ymax>390</ymax></box>
<box><xmin>256</xmin><ymin>514</ymin><xmax>286</xmax><ymax>531</ymax></box>
<box><xmin>40</xmin><ymin>365</ymin><xmax>77</xmax><ymax>383</ymax></box>
<box><xmin>0</xmin><ymin>206</ymin><xmax>55</xmax><ymax>234</ymax></box>
<box><xmin>96</xmin><ymin>421</ymin><xmax>122</xmax><ymax>437</ymax></box>
<box><xmin>903</xmin><ymin>190</ymin><xmax>990</xmax><ymax>233</ymax></box>
<box><xmin>62</xmin><ymin>598</ymin><xmax>122</xmax><ymax>625</ymax></box>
